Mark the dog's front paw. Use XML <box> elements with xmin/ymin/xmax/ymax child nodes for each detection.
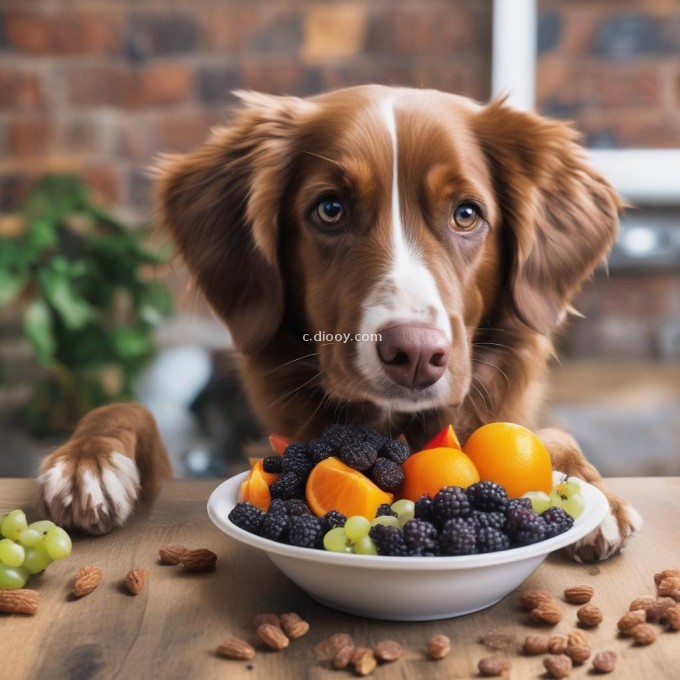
<box><xmin>564</xmin><ymin>491</ymin><xmax>643</xmax><ymax>563</ymax></box>
<box><xmin>36</xmin><ymin>438</ymin><xmax>141</xmax><ymax>535</ymax></box>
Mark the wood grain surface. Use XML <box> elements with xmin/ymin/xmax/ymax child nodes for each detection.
<box><xmin>1</xmin><ymin>477</ymin><xmax>679</xmax><ymax>679</ymax></box>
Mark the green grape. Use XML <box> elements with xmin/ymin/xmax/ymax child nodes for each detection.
<box><xmin>1</xmin><ymin>510</ymin><xmax>28</xmax><ymax>540</ymax></box>
<box><xmin>391</xmin><ymin>499</ymin><xmax>415</xmax><ymax>516</ymax></box>
<box><xmin>549</xmin><ymin>490</ymin><xmax>565</xmax><ymax>508</ymax></box>
<box><xmin>29</xmin><ymin>520</ymin><xmax>56</xmax><ymax>536</ymax></box>
<box><xmin>44</xmin><ymin>526</ymin><xmax>72</xmax><ymax>560</ymax></box>
<box><xmin>0</xmin><ymin>564</ymin><xmax>30</xmax><ymax>589</ymax></box>
<box><xmin>372</xmin><ymin>515</ymin><xmax>400</xmax><ymax>528</ymax></box>
<box><xmin>344</xmin><ymin>516</ymin><xmax>371</xmax><ymax>543</ymax></box>
<box><xmin>323</xmin><ymin>527</ymin><xmax>352</xmax><ymax>553</ymax></box>
<box><xmin>18</xmin><ymin>527</ymin><xmax>43</xmax><ymax>547</ymax></box>
<box><xmin>523</xmin><ymin>491</ymin><xmax>552</xmax><ymax>514</ymax></box>
<box><xmin>22</xmin><ymin>544</ymin><xmax>53</xmax><ymax>575</ymax></box>
<box><xmin>560</xmin><ymin>493</ymin><xmax>586</xmax><ymax>520</ymax></box>
<box><xmin>0</xmin><ymin>538</ymin><xmax>25</xmax><ymax>567</ymax></box>
<box><xmin>354</xmin><ymin>535</ymin><xmax>378</xmax><ymax>555</ymax></box>
<box><xmin>556</xmin><ymin>478</ymin><xmax>581</xmax><ymax>498</ymax></box>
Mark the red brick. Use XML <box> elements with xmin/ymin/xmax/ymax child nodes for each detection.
<box><xmin>240</xmin><ymin>60</ymin><xmax>316</xmax><ymax>95</ymax></box>
<box><xmin>154</xmin><ymin>111</ymin><xmax>223</xmax><ymax>153</ymax></box>
<box><xmin>201</xmin><ymin>6</ymin><xmax>290</xmax><ymax>53</ymax></box>
<box><xmin>5</xmin><ymin>11</ymin><xmax>124</xmax><ymax>54</ymax></box>
<box><xmin>6</xmin><ymin>118</ymin><xmax>54</xmax><ymax>158</ymax></box>
<box><xmin>0</xmin><ymin>68</ymin><xmax>46</xmax><ymax>111</ymax></box>
<box><xmin>81</xmin><ymin>165</ymin><xmax>122</xmax><ymax>206</ymax></box>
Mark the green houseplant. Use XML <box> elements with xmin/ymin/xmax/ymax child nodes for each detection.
<box><xmin>0</xmin><ymin>175</ymin><xmax>171</xmax><ymax>435</ymax></box>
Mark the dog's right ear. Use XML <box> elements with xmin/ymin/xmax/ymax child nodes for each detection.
<box><xmin>155</xmin><ymin>92</ymin><xmax>316</xmax><ymax>354</ymax></box>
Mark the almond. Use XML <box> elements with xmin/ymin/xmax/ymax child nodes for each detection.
<box><xmin>657</xmin><ymin>576</ymin><xmax>680</xmax><ymax>601</ymax></box>
<box><xmin>256</xmin><ymin>623</ymin><xmax>289</xmax><ymax>651</ymax></box>
<box><xmin>632</xmin><ymin>623</ymin><xmax>656</xmax><ymax>645</ymax></box>
<box><xmin>479</xmin><ymin>629</ymin><xmax>515</xmax><ymax>650</ymax></box>
<box><xmin>125</xmin><ymin>568</ymin><xmax>147</xmax><ymax>595</ymax></box>
<box><xmin>548</xmin><ymin>634</ymin><xmax>568</xmax><ymax>654</ymax></box>
<box><xmin>179</xmin><ymin>548</ymin><xmax>217</xmax><ymax>571</ymax></box>
<box><xmin>629</xmin><ymin>595</ymin><xmax>656</xmax><ymax>613</ymax></box>
<box><xmin>478</xmin><ymin>655</ymin><xmax>511</xmax><ymax>677</ymax></box>
<box><xmin>279</xmin><ymin>612</ymin><xmax>309</xmax><ymax>639</ymax></box>
<box><xmin>158</xmin><ymin>544</ymin><xmax>187</xmax><ymax>565</ymax></box>
<box><xmin>73</xmin><ymin>565</ymin><xmax>103</xmax><ymax>597</ymax></box>
<box><xmin>314</xmin><ymin>633</ymin><xmax>354</xmax><ymax>660</ymax></box>
<box><xmin>645</xmin><ymin>597</ymin><xmax>676</xmax><ymax>623</ymax></box>
<box><xmin>253</xmin><ymin>613</ymin><xmax>280</xmax><ymax>628</ymax></box>
<box><xmin>374</xmin><ymin>639</ymin><xmax>403</xmax><ymax>662</ymax></box>
<box><xmin>352</xmin><ymin>647</ymin><xmax>377</xmax><ymax>676</ymax></box>
<box><xmin>427</xmin><ymin>634</ymin><xmax>451</xmax><ymax>660</ymax></box>
<box><xmin>654</xmin><ymin>568</ymin><xmax>680</xmax><ymax>586</ymax></box>
<box><xmin>667</xmin><ymin>604</ymin><xmax>680</xmax><ymax>631</ymax></box>
<box><xmin>592</xmin><ymin>650</ymin><xmax>617</xmax><ymax>674</ymax></box>
<box><xmin>577</xmin><ymin>604</ymin><xmax>603</xmax><ymax>627</ymax></box>
<box><xmin>566</xmin><ymin>629</ymin><xmax>591</xmax><ymax>664</ymax></box>
<box><xmin>563</xmin><ymin>584</ymin><xmax>595</xmax><ymax>604</ymax></box>
<box><xmin>218</xmin><ymin>637</ymin><xmax>255</xmax><ymax>660</ymax></box>
<box><xmin>0</xmin><ymin>588</ymin><xmax>39</xmax><ymax>615</ymax></box>
<box><xmin>544</xmin><ymin>654</ymin><xmax>573</xmax><ymax>679</ymax></box>
<box><xmin>523</xmin><ymin>634</ymin><xmax>550</xmax><ymax>655</ymax></box>
<box><xmin>617</xmin><ymin>609</ymin><xmax>646</xmax><ymax>635</ymax></box>
<box><xmin>519</xmin><ymin>589</ymin><xmax>554</xmax><ymax>611</ymax></box>
<box><xmin>530</xmin><ymin>601</ymin><xmax>563</xmax><ymax>625</ymax></box>
<box><xmin>332</xmin><ymin>644</ymin><xmax>355</xmax><ymax>670</ymax></box>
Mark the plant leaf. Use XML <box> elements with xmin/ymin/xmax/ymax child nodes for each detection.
<box><xmin>0</xmin><ymin>267</ymin><xmax>28</xmax><ymax>306</ymax></box>
<box><xmin>24</xmin><ymin>298</ymin><xmax>56</xmax><ymax>366</ymax></box>
<box><xmin>38</xmin><ymin>259</ymin><xmax>94</xmax><ymax>330</ymax></box>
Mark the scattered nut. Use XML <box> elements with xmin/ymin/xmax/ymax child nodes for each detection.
<box><xmin>645</xmin><ymin>597</ymin><xmax>676</xmax><ymax>623</ymax></box>
<box><xmin>548</xmin><ymin>634</ymin><xmax>569</xmax><ymax>654</ymax></box>
<box><xmin>563</xmin><ymin>584</ymin><xmax>595</xmax><ymax>604</ymax></box>
<box><xmin>567</xmin><ymin>629</ymin><xmax>590</xmax><ymax>647</ymax></box>
<box><xmin>0</xmin><ymin>589</ymin><xmax>38</xmax><ymax>615</ymax></box>
<box><xmin>657</xmin><ymin>576</ymin><xmax>680</xmax><ymax>601</ymax></box>
<box><xmin>217</xmin><ymin>637</ymin><xmax>255</xmax><ymax>660</ymax></box>
<box><xmin>654</xmin><ymin>568</ymin><xmax>680</xmax><ymax>586</ymax></box>
<box><xmin>629</xmin><ymin>595</ymin><xmax>657</xmax><ymax>613</ymax></box>
<box><xmin>332</xmin><ymin>644</ymin><xmax>355</xmax><ymax>670</ymax></box>
<box><xmin>427</xmin><ymin>634</ymin><xmax>451</xmax><ymax>660</ymax></box>
<box><xmin>577</xmin><ymin>604</ymin><xmax>603</xmax><ymax>627</ymax></box>
<box><xmin>178</xmin><ymin>548</ymin><xmax>217</xmax><ymax>571</ymax></box>
<box><xmin>632</xmin><ymin>623</ymin><xmax>656</xmax><ymax>646</ymax></box>
<box><xmin>523</xmin><ymin>634</ymin><xmax>550</xmax><ymax>655</ymax></box>
<box><xmin>125</xmin><ymin>568</ymin><xmax>147</xmax><ymax>595</ymax></box>
<box><xmin>566</xmin><ymin>630</ymin><xmax>591</xmax><ymax>663</ymax></box>
<box><xmin>543</xmin><ymin>654</ymin><xmax>573</xmax><ymax>679</ymax></box>
<box><xmin>279</xmin><ymin>612</ymin><xmax>309</xmax><ymax>639</ymax></box>
<box><xmin>73</xmin><ymin>565</ymin><xmax>103</xmax><ymax>597</ymax></box>
<box><xmin>530</xmin><ymin>601</ymin><xmax>563</xmax><ymax>625</ymax></box>
<box><xmin>253</xmin><ymin>613</ymin><xmax>280</xmax><ymax>628</ymax></box>
<box><xmin>479</xmin><ymin>629</ymin><xmax>515</xmax><ymax>650</ymax></box>
<box><xmin>519</xmin><ymin>589</ymin><xmax>554</xmax><ymax>611</ymax></box>
<box><xmin>478</xmin><ymin>655</ymin><xmax>511</xmax><ymax>677</ymax></box>
<box><xmin>314</xmin><ymin>633</ymin><xmax>354</xmax><ymax>660</ymax></box>
<box><xmin>256</xmin><ymin>623</ymin><xmax>289</xmax><ymax>651</ymax></box>
<box><xmin>592</xmin><ymin>650</ymin><xmax>617</xmax><ymax>674</ymax></box>
<box><xmin>617</xmin><ymin>609</ymin><xmax>646</xmax><ymax>635</ymax></box>
<box><xmin>373</xmin><ymin>639</ymin><xmax>403</xmax><ymax>662</ymax></box>
<box><xmin>666</xmin><ymin>604</ymin><xmax>680</xmax><ymax>631</ymax></box>
<box><xmin>352</xmin><ymin>647</ymin><xmax>377</xmax><ymax>676</ymax></box>
<box><xmin>158</xmin><ymin>544</ymin><xmax>187</xmax><ymax>565</ymax></box>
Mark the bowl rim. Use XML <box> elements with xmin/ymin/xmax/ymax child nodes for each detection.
<box><xmin>207</xmin><ymin>470</ymin><xmax>609</xmax><ymax>571</ymax></box>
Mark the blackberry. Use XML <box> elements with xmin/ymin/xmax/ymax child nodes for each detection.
<box><xmin>438</xmin><ymin>517</ymin><xmax>477</xmax><ymax>555</ymax></box>
<box><xmin>433</xmin><ymin>486</ymin><xmax>472</xmax><ymax>523</ymax></box>
<box><xmin>322</xmin><ymin>510</ymin><xmax>346</xmax><ymax>530</ymax></box>
<box><xmin>505</xmin><ymin>506</ymin><xmax>540</xmax><ymax>535</ymax></box>
<box><xmin>308</xmin><ymin>438</ymin><xmax>334</xmax><ymax>463</ymax></box>
<box><xmin>402</xmin><ymin>518</ymin><xmax>438</xmax><ymax>552</ymax></box>
<box><xmin>262</xmin><ymin>456</ymin><xmax>283</xmax><ymax>473</ymax></box>
<box><xmin>228</xmin><ymin>502</ymin><xmax>264</xmax><ymax>534</ymax></box>
<box><xmin>506</xmin><ymin>497</ymin><xmax>532</xmax><ymax>513</ymax></box>
<box><xmin>466</xmin><ymin>481</ymin><xmax>509</xmax><ymax>512</ymax></box>
<box><xmin>288</xmin><ymin>514</ymin><xmax>324</xmax><ymax>549</ymax></box>
<box><xmin>371</xmin><ymin>458</ymin><xmax>404</xmax><ymax>492</ymax></box>
<box><xmin>269</xmin><ymin>472</ymin><xmax>305</xmax><ymax>500</ymax></box>
<box><xmin>471</xmin><ymin>509</ymin><xmax>506</xmax><ymax>532</ymax></box>
<box><xmin>259</xmin><ymin>512</ymin><xmax>289</xmax><ymax>542</ymax></box>
<box><xmin>541</xmin><ymin>506</ymin><xmax>574</xmax><ymax>538</ymax></box>
<box><xmin>476</xmin><ymin>526</ymin><xmax>511</xmax><ymax>553</ymax></box>
<box><xmin>322</xmin><ymin>424</ymin><xmax>364</xmax><ymax>450</ymax></box>
<box><xmin>282</xmin><ymin>442</ymin><xmax>312</xmax><ymax>459</ymax></box>
<box><xmin>512</xmin><ymin>517</ymin><xmax>548</xmax><ymax>547</ymax></box>
<box><xmin>379</xmin><ymin>439</ymin><xmax>411</xmax><ymax>465</ymax></box>
<box><xmin>339</xmin><ymin>440</ymin><xmax>377</xmax><ymax>472</ymax></box>
<box><xmin>414</xmin><ymin>495</ymin><xmax>435</xmax><ymax>522</ymax></box>
<box><xmin>284</xmin><ymin>498</ymin><xmax>312</xmax><ymax>516</ymax></box>
<box><xmin>268</xmin><ymin>498</ymin><xmax>287</xmax><ymax>515</ymax></box>
<box><xmin>375</xmin><ymin>503</ymin><xmax>398</xmax><ymax>518</ymax></box>
<box><xmin>369</xmin><ymin>524</ymin><xmax>409</xmax><ymax>557</ymax></box>
<box><xmin>281</xmin><ymin>450</ymin><xmax>314</xmax><ymax>479</ymax></box>
<box><xmin>361</xmin><ymin>427</ymin><xmax>389</xmax><ymax>450</ymax></box>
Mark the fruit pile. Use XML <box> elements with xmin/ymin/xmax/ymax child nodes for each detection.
<box><xmin>0</xmin><ymin>509</ymin><xmax>72</xmax><ymax>589</ymax></box>
<box><xmin>228</xmin><ymin>422</ymin><xmax>583</xmax><ymax>557</ymax></box>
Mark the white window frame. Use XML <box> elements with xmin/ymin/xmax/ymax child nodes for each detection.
<box><xmin>492</xmin><ymin>0</ymin><xmax>680</xmax><ymax>206</ymax></box>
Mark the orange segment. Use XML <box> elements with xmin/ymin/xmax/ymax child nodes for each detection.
<box><xmin>238</xmin><ymin>459</ymin><xmax>280</xmax><ymax>510</ymax></box>
<box><xmin>306</xmin><ymin>457</ymin><xmax>393</xmax><ymax>519</ymax></box>
<box><xmin>462</xmin><ymin>422</ymin><xmax>552</xmax><ymax>498</ymax></box>
<box><xmin>268</xmin><ymin>433</ymin><xmax>292</xmax><ymax>455</ymax></box>
<box><xmin>400</xmin><ymin>447</ymin><xmax>480</xmax><ymax>501</ymax></box>
<box><xmin>424</xmin><ymin>424</ymin><xmax>461</xmax><ymax>450</ymax></box>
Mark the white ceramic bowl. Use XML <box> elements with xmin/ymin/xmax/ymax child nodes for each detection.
<box><xmin>207</xmin><ymin>471</ymin><xmax>609</xmax><ymax>621</ymax></box>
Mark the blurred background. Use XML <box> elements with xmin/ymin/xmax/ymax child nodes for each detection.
<box><xmin>0</xmin><ymin>0</ymin><xmax>678</xmax><ymax>479</ymax></box>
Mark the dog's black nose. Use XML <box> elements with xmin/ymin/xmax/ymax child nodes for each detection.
<box><xmin>376</xmin><ymin>325</ymin><xmax>450</xmax><ymax>389</ymax></box>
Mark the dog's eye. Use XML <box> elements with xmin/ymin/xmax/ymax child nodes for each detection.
<box><xmin>452</xmin><ymin>203</ymin><xmax>482</xmax><ymax>231</ymax></box>
<box><xmin>314</xmin><ymin>197</ymin><xmax>345</xmax><ymax>226</ymax></box>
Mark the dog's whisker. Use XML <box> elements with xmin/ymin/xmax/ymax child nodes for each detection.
<box><xmin>472</xmin><ymin>357</ymin><xmax>511</xmax><ymax>387</ymax></box>
<box><xmin>269</xmin><ymin>371</ymin><xmax>324</xmax><ymax>408</ymax></box>
<box><xmin>264</xmin><ymin>352</ymin><xmax>320</xmax><ymax>376</ymax></box>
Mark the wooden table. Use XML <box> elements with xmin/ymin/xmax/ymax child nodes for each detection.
<box><xmin>1</xmin><ymin>478</ymin><xmax>678</xmax><ymax>679</ymax></box>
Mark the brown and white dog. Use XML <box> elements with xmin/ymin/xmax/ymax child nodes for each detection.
<box><xmin>37</xmin><ymin>85</ymin><xmax>641</xmax><ymax>562</ymax></box>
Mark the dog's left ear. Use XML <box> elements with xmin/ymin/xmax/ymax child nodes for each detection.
<box><xmin>475</xmin><ymin>99</ymin><xmax>622</xmax><ymax>335</ymax></box>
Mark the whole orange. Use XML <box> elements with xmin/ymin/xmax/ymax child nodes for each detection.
<box><xmin>462</xmin><ymin>422</ymin><xmax>552</xmax><ymax>498</ymax></box>
<box><xmin>400</xmin><ymin>447</ymin><xmax>480</xmax><ymax>501</ymax></box>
